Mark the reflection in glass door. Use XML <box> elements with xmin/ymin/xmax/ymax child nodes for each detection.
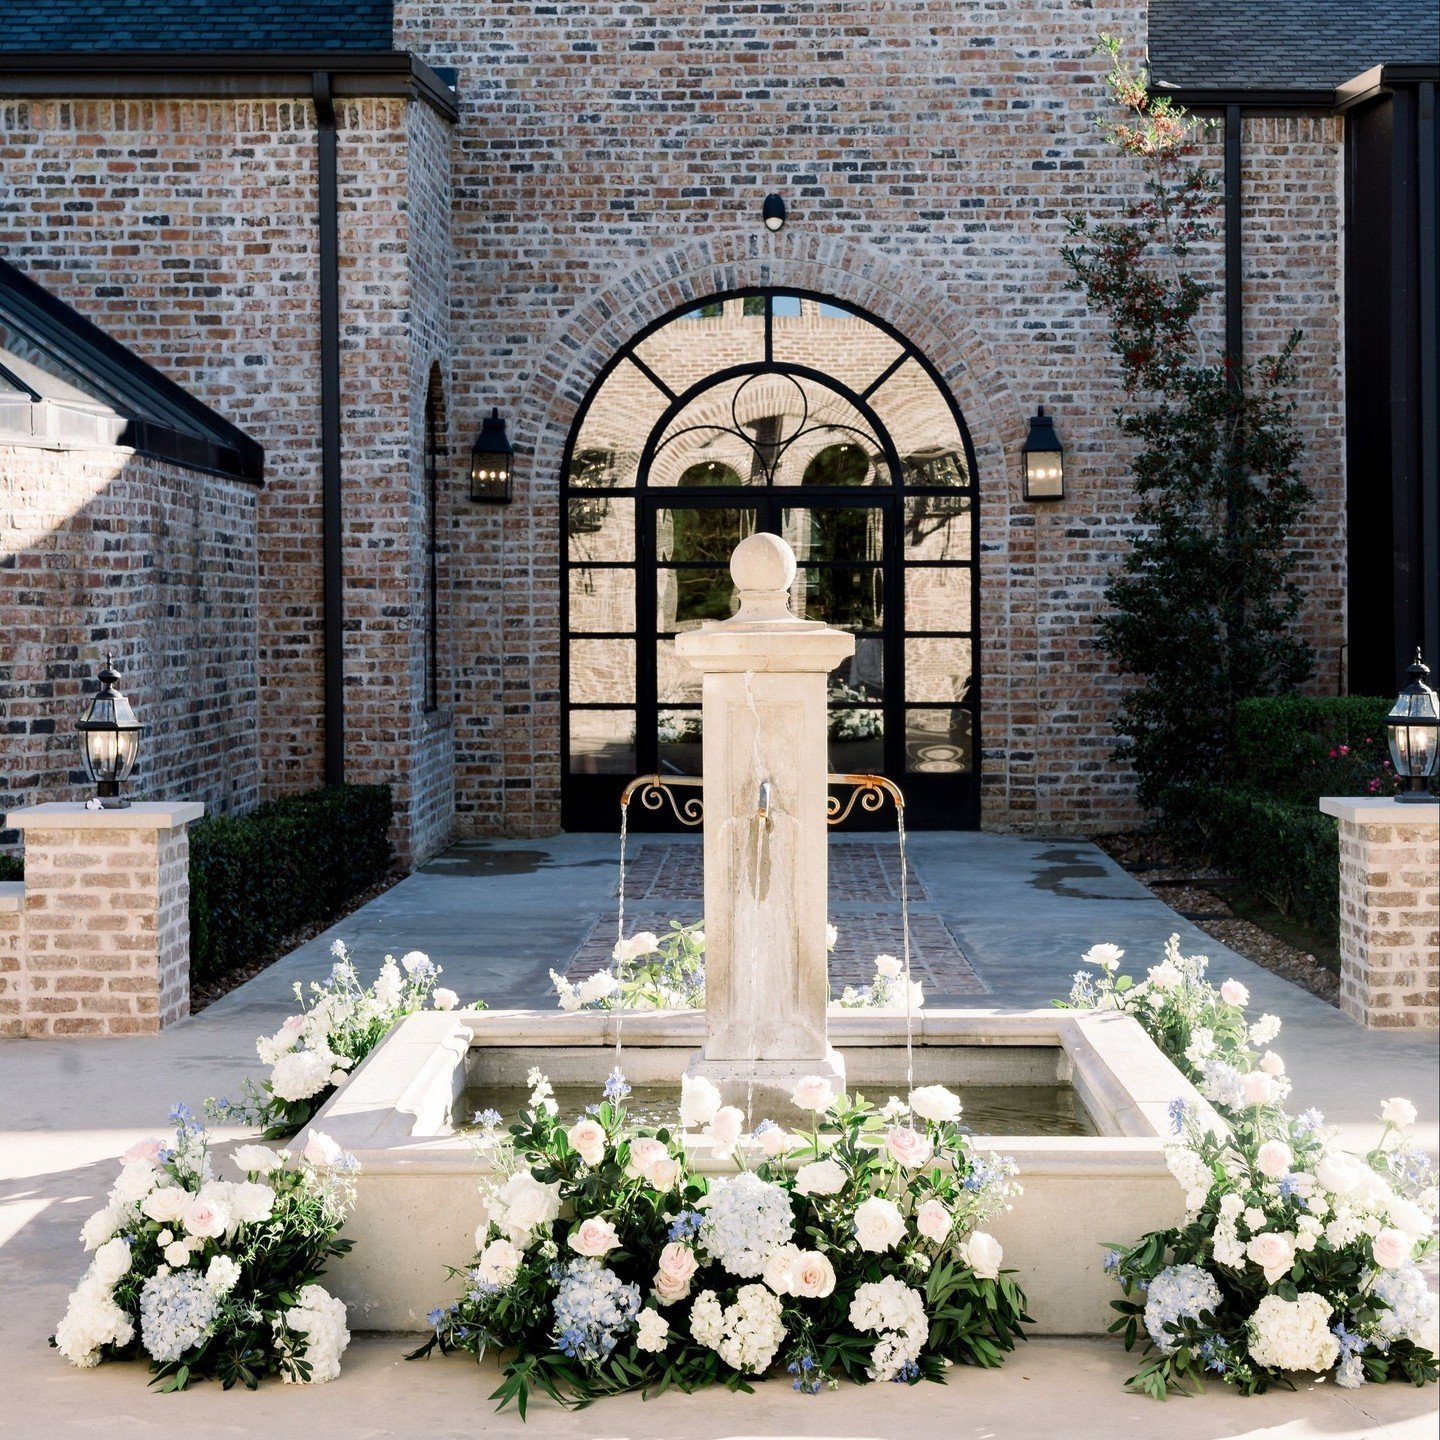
<box><xmin>562</xmin><ymin>289</ymin><xmax>979</xmax><ymax>830</ymax></box>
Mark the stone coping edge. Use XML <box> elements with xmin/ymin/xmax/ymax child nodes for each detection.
<box><xmin>1319</xmin><ymin>795</ymin><xmax>1440</xmax><ymax>825</ymax></box>
<box><xmin>6</xmin><ymin>801</ymin><xmax>205</xmax><ymax>831</ymax></box>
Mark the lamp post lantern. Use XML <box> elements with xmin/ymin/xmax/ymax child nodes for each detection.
<box><xmin>469</xmin><ymin>408</ymin><xmax>514</xmax><ymax>503</ymax></box>
<box><xmin>76</xmin><ymin>654</ymin><xmax>143</xmax><ymax>808</ymax></box>
<box><xmin>1385</xmin><ymin>649</ymin><xmax>1439</xmax><ymax>802</ymax></box>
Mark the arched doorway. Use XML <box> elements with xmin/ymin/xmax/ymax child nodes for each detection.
<box><xmin>561</xmin><ymin>288</ymin><xmax>979</xmax><ymax>829</ymax></box>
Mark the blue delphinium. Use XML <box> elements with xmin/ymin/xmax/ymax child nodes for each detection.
<box><xmin>667</xmin><ymin>1209</ymin><xmax>703</xmax><ymax>1242</ymax></box>
<box><xmin>603</xmin><ymin>1067</ymin><xmax>632</xmax><ymax>1103</ymax></box>
<box><xmin>1166</xmin><ymin>1097</ymin><xmax>1189</xmax><ymax>1134</ymax></box>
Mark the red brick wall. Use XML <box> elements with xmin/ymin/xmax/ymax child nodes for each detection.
<box><xmin>0</xmin><ymin>444</ymin><xmax>259</xmax><ymax>833</ymax></box>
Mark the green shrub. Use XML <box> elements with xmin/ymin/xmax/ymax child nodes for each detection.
<box><xmin>187</xmin><ymin>784</ymin><xmax>394</xmax><ymax>984</ymax></box>
<box><xmin>1185</xmin><ymin>783</ymin><xmax>1339</xmax><ymax>931</ymax></box>
<box><xmin>0</xmin><ymin>852</ymin><xmax>21</xmax><ymax>883</ymax></box>
<box><xmin>1231</xmin><ymin>695</ymin><xmax>1396</xmax><ymax>802</ymax></box>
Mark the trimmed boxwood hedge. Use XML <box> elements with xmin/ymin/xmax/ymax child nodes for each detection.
<box><xmin>188</xmin><ymin>784</ymin><xmax>394</xmax><ymax>984</ymax></box>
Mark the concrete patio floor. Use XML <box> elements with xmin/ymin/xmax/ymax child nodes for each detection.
<box><xmin>2</xmin><ymin>831</ymin><xmax>1436</xmax><ymax>1437</ymax></box>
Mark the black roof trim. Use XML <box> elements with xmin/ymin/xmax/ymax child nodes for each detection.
<box><xmin>0</xmin><ymin>259</ymin><xmax>264</xmax><ymax>485</ymax></box>
<box><xmin>1151</xmin><ymin>86</ymin><xmax>1338</xmax><ymax>111</ymax></box>
<box><xmin>1336</xmin><ymin>64</ymin><xmax>1440</xmax><ymax>112</ymax></box>
<box><xmin>0</xmin><ymin>51</ymin><xmax>458</xmax><ymax>122</ymax></box>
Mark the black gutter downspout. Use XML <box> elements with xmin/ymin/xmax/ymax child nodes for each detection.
<box><xmin>1224</xmin><ymin>104</ymin><xmax>1244</xmax><ymax>380</ymax></box>
<box><xmin>1417</xmin><ymin>81</ymin><xmax>1439</xmax><ymax>671</ymax></box>
<box><xmin>313</xmin><ymin>71</ymin><xmax>345</xmax><ymax>786</ymax></box>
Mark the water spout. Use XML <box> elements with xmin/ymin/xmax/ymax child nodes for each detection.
<box><xmin>756</xmin><ymin>779</ymin><xmax>773</xmax><ymax>828</ymax></box>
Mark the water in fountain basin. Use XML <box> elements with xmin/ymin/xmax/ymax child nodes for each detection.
<box><xmin>452</xmin><ymin>1081</ymin><xmax>1098</xmax><ymax>1138</ymax></box>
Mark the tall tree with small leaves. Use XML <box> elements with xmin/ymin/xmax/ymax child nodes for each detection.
<box><xmin>1063</xmin><ymin>37</ymin><xmax>1313</xmax><ymax>812</ymax></box>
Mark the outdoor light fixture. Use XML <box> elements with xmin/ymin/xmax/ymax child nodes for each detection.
<box><xmin>469</xmin><ymin>407</ymin><xmax>514</xmax><ymax>503</ymax></box>
<box><xmin>1021</xmin><ymin>406</ymin><xmax>1065</xmax><ymax>500</ymax></box>
<box><xmin>762</xmin><ymin>193</ymin><xmax>786</xmax><ymax>232</ymax></box>
<box><xmin>1385</xmin><ymin>648</ymin><xmax>1439</xmax><ymax>802</ymax></box>
<box><xmin>76</xmin><ymin>653</ymin><xmax>142</xmax><ymax>808</ymax></box>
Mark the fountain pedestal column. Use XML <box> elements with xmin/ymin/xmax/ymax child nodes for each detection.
<box><xmin>676</xmin><ymin>533</ymin><xmax>855</xmax><ymax>1116</ymax></box>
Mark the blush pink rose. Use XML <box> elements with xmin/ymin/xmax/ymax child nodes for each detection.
<box><xmin>1220</xmin><ymin>978</ymin><xmax>1250</xmax><ymax>1007</ymax></box>
<box><xmin>1258</xmin><ymin>1051</ymin><xmax>1285</xmax><ymax>1077</ymax></box>
<box><xmin>915</xmin><ymin>1198</ymin><xmax>951</xmax><ymax>1243</ymax></box>
<box><xmin>788</xmin><ymin>1250</ymin><xmax>837</xmax><ymax>1299</ymax></box>
<box><xmin>653</xmin><ymin>1242</ymin><xmax>698</xmax><ymax>1304</ymax></box>
<box><xmin>567</xmin><ymin>1117</ymin><xmax>606</xmax><ymax>1167</ymax></box>
<box><xmin>705</xmin><ymin>1106</ymin><xmax>745</xmax><ymax>1152</ymax></box>
<box><xmin>182</xmin><ymin>1197</ymin><xmax>229</xmax><ymax>1240</ymax></box>
<box><xmin>121</xmin><ymin>1138</ymin><xmax>166</xmax><ymax>1166</ymax></box>
<box><xmin>626</xmin><ymin>1137</ymin><xmax>668</xmax><ymax>1180</ymax></box>
<box><xmin>790</xmin><ymin>1075</ymin><xmax>836</xmax><ymax>1113</ymax></box>
<box><xmin>568</xmin><ymin>1216</ymin><xmax>619</xmax><ymax>1257</ymax></box>
<box><xmin>1246</xmin><ymin>1231</ymin><xmax>1297</xmax><ymax>1284</ymax></box>
<box><xmin>1372</xmin><ymin>1227</ymin><xmax>1411</xmax><ymax>1270</ymax></box>
<box><xmin>884</xmin><ymin>1125</ymin><xmax>934</xmax><ymax>1170</ymax></box>
<box><xmin>1242</xmin><ymin>1071</ymin><xmax>1275</xmax><ymax>1108</ymax></box>
<box><xmin>646</xmin><ymin>1156</ymin><xmax>681</xmax><ymax>1191</ymax></box>
<box><xmin>1255</xmin><ymin>1140</ymin><xmax>1293</xmax><ymax>1178</ymax></box>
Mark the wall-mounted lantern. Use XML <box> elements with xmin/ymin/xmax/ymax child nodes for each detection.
<box><xmin>1021</xmin><ymin>406</ymin><xmax>1065</xmax><ymax>501</ymax></box>
<box><xmin>469</xmin><ymin>408</ymin><xmax>514</xmax><ymax>504</ymax></box>
<box><xmin>76</xmin><ymin>654</ymin><xmax>142</xmax><ymax>808</ymax></box>
<box><xmin>762</xmin><ymin>193</ymin><xmax>787</xmax><ymax>232</ymax></box>
<box><xmin>1386</xmin><ymin>649</ymin><xmax>1439</xmax><ymax>802</ymax></box>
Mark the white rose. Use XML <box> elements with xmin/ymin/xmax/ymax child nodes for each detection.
<box><xmin>164</xmin><ymin>1242</ymin><xmax>192</xmax><ymax>1267</ymax></box>
<box><xmin>1258</xmin><ymin>1051</ymin><xmax>1285</xmax><ymax>1077</ymax></box>
<box><xmin>568</xmin><ymin>1216</ymin><xmax>619</xmax><ymax>1257</ymax></box>
<box><xmin>1082</xmin><ymin>943</ymin><xmax>1125</xmax><ymax>972</ymax></box>
<box><xmin>854</xmin><ymin>1197</ymin><xmax>905</xmax><ymax>1253</ymax></box>
<box><xmin>653</xmin><ymin>1242</ymin><xmax>699</xmax><ymax>1304</ymax></box>
<box><xmin>704</xmin><ymin>1106</ymin><xmax>745</xmax><ymax>1156</ymax></box>
<box><xmin>567</xmin><ymin>1117</ymin><xmax>606</xmax><ymax>1167</ymax></box>
<box><xmin>110</xmin><ymin>1159</ymin><xmax>158</xmax><ymax>1205</ymax></box>
<box><xmin>577</xmin><ymin>971</ymin><xmax>619</xmax><ymax>1005</ymax></box>
<box><xmin>495</xmin><ymin>1171</ymin><xmax>562</xmax><ymax>1241</ymax></box>
<box><xmin>826</xmin><ymin>924</ymin><xmax>838</xmax><ymax>949</ymax></box>
<box><xmin>762</xmin><ymin>1244</ymin><xmax>802</xmax><ymax>1296</ymax></box>
<box><xmin>1316</xmin><ymin>1151</ymin><xmax>1367</xmax><ymax>1198</ymax></box>
<box><xmin>399</xmin><ymin>950</ymin><xmax>430</xmax><ymax>974</ymax></box>
<box><xmin>794</xmin><ymin>1158</ymin><xmax>847</xmax><ymax>1196</ymax></box>
<box><xmin>229</xmin><ymin>1182</ymin><xmax>276</xmax><ymax>1225</ymax></box>
<box><xmin>1372</xmin><ymin>1228</ymin><xmax>1411</xmax><ymax>1270</ymax></box>
<box><xmin>1246</xmin><ymin>1231</ymin><xmax>1297</xmax><ymax>1284</ymax></box>
<box><xmin>1255</xmin><ymin>1141</ymin><xmax>1293</xmax><ymax>1179</ymax></box>
<box><xmin>1382</xmin><ymin>1097</ymin><xmax>1418</xmax><ymax>1130</ymax></box>
<box><xmin>93</xmin><ymin>1237</ymin><xmax>132</xmax><ymax>1286</ymax></box>
<box><xmin>961</xmin><ymin>1231</ymin><xmax>1004</xmax><ymax>1280</ymax></box>
<box><xmin>790</xmin><ymin>1075</ymin><xmax>836</xmax><ymax>1113</ymax></box>
<box><xmin>631</xmin><ymin>931</ymin><xmax>660</xmax><ymax>955</ymax></box>
<box><xmin>636</xmin><ymin>1309</ymin><xmax>669</xmax><ymax>1353</ymax></box>
<box><xmin>916</xmin><ymin>1198</ymin><xmax>951</xmax><ymax>1243</ymax></box>
<box><xmin>909</xmin><ymin>1084</ymin><xmax>962</xmax><ymax>1125</ymax></box>
<box><xmin>302</xmin><ymin>1129</ymin><xmax>344</xmax><ymax>1169</ymax></box>
<box><xmin>626</xmin><ymin>1137</ymin><xmax>669</xmax><ymax>1181</ymax></box>
<box><xmin>647</xmin><ymin>1156</ymin><xmax>681</xmax><ymax>1192</ymax></box>
<box><xmin>80</xmin><ymin>1206</ymin><xmax>123</xmax><ymax>1251</ymax></box>
<box><xmin>884</xmin><ymin>1125</ymin><xmax>934</xmax><ymax>1169</ymax></box>
<box><xmin>232</xmin><ymin>1145</ymin><xmax>284</xmax><ymax>1176</ymax></box>
<box><xmin>432</xmin><ymin>988</ymin><xmax>459</xmax><ymax>1011</ymax></box>
<box><xmin>680</xmin><ymin>1075</ymin><xmax>722</xmax><ymax>1128</ymax></box>
<box><xmin>756</xmin><ymin>1125</ymin><xmax>794</xmax><ymax>1158</ymax></box>
<box><xmin>1219</xmin><ymin>978</ymin><xmax>1249</xmax><ymax>1007</ymax></box>
<box><xmin>1242</xmin><ymin>1071</ymin><xmax>1275</xmax><ymax>1108</ymax></box>
<box><xmin>477</xmin><ymin>1237</ymin><xmax>522</xmax><ymax>1287</ymax></box>
<box><xmin>875</xmin><ymin>954</ymin><xmax>902</xmax><ymax>980</ymax></box>
<box><xmin>1387</xmin><ymin>1196</ymin><xmax>1432</xmax><ymax>1242</ymax></box>
<box><xmin>140</xmin><ymin>1185</ymin><xmax>190</xmax><ymax>1225</ymax></box>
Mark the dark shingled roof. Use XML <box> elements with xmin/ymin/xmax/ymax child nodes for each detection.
<box><xmin>0</xmin><ymin>0</ymin><xmax>393</xmax><ymax>52</ymax></box>
<box><xmin>1149</xmin><ymin>0</ymin><xmax>1440</xmax><ymax>92</ymax></box>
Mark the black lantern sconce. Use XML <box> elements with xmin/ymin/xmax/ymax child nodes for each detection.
<box><xmin>469</xmin><ymin>407</ymin><xmax>514</xmax><ymax>504</ymax></box>
<box><xmin>762</xmin><ymin>193</ymin><xmax>787</xmax><ymax>232</ymax></box>
<box><xmin>1385</xmin><ymin>649</ymin><xmax>1439</xmax><ymax>802</ymax></box>
<box><xmin>76</xmin><ymin>653</ymin><xmax>143</xmax><ymax>807</ymax></box>
<box><xmin>1021</xmin><ymin>406</ymin><xmax>1065</xmax><ymax>501</ymax></box>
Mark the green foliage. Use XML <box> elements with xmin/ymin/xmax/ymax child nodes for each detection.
<box><xmin>0</xmin><ymin>851</ymin><xmax>21</xmax><ymax>882</ymax></box>
<box><xmin>1062</xmin><ymin>37</ymin><xmax>1313</xmax><ymax>811</ymax></box>
<box><xmin>187</xmin><ymin>784</ymin><xmax>394</xmax><ymax>984</ymax></box>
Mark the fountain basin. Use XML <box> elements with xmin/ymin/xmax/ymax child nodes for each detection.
<box><xmin>313</xmin><ymin>1006</ymin><xmax>1202</xmax><ymax>1336</ymax></box>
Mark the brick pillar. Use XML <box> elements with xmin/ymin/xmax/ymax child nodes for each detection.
<box><xmin>1319</xmin><ymin>797</ymin><xmax>1439</xmax><ymax>1030</ymax></box>
<box><xmin>0</xmin><ymin>882</ymin><xmax>22</xmax><ymax>1038</ymax></box>
<box><xmin>4</xmin><ymin>802</ymin><xmax>203</xmax><ymax>1037</ymax></box>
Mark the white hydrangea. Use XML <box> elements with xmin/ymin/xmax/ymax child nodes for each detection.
<box><xmin>698</xmin><ymin>1173</ymin><xmax>794</xmax><ymax>1279</ymax></box>
<box><xmin>849</xmin><ymin>1276</ymin><xmax>929</xmax><ymax>1381</ymax></box>
<box><xmin>1143</xmin><ymin>1264</ymin><xmax>1222</xmax><ymax>1352</ymax></box>
<box><xmin>1164</xmin><ymin>1143</ymin><xmax>1213</xmax><ymax>1215</ymax></box>
<box><xmin>275</xmin><ymin>1283</ymin><xmax>350</xmax><ymax>1383</ymax></box>
<box><xmin>1247</xmin><ymin>1292</ymin><xmax>1339</xmax><ymax>1373</ymax></box>
<box><xmin>54</xmin><ymin>1268</ymin><xmax>135</xmax><ymax>1368</ymax></box>
<box><xmin>139</xmin><ymin>1267</ymin><xmax>219</xmax><ymax>1363</ymax></box>
<box><xmin>269</xmin><ymin>1049</ymin><xmax>336</xmax><ymax>1104</ymax></box>
<box><xmin>689</xmin><ymin>1285</ymin><xmax>785</xmax><ymax>1373</ymax></box>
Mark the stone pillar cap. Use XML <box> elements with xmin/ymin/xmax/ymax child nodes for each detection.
<box><xmin>6</xmin><ymin>801</ymin><xmax>206</xmax><ymax>831</ymax></box>
<box><xmin>1319</xmin><ymin>795</ymin><xmax>1440</xmax><ymax>825</ymax></box>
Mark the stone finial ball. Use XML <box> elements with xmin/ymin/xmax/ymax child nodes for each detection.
<box><xmin>730</xmin><ymin>532</ymin><xmax>796</xmax><ymax>593</ymax></box>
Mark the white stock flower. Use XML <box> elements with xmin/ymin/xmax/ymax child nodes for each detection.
<box><xmin>205</xmin><ymin>1254</ymin><xmax>241</xmax><ymax>1295</ymax></box>
<box><xmin>1249</xmin><ymin>1014</ymin><xmax>1282</xmax><ymax>1046</ymax></box>
<box><xmin>1146</xmin><ymin>959</ymin><xmax>1183</xmax><ymax>991</ymax></box>
<box><xmin>576</xmin><ymin>971</ymin><xmax>619</xmax><ymax>1005</ymax></box>
<box><xmin>276</xmin><ymin>1284</ymin><xmax>350</xmax><ymax>1384</ymax></box>
<box><xmin>635</xmin><ymin>1308</ymin><xmax>668</xmax><ymax>1353</ymax></box>
<box><xmin>270</xmin><ymin>1050</ymin><xmax>333</xmax><ymax>1103</ymax></box>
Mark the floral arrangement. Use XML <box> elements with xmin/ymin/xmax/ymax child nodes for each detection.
<box><xmin>412</xmin><ymin>1068</ymin><xmax>1028</xmax><ymax>1413</ymax></box>
<box><xmin>1060</xmin><ymin>937</ymin><xmax>1438</xmax><ymax>1397</ymax></box>
<box><xmin>553</xmin><ymin>924</ymin><xmax>923</xmax><ymax>1016</ymax></box>
<box><xmin>209</xmin><ymin>940</ymin><xmax>471</xmax><ymax>1137</ymax></box>
<box><xmin>53</xmin><ymin>1106</ymin><xmax>357</xmax><ymax>1390</ymax></box>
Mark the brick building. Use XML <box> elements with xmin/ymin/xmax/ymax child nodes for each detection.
<box><xmin>1</xmin><ymin>2</ymin><xmax>1436</xmax><ymax>863</ymax></box>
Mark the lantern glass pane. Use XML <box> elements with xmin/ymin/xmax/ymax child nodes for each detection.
<box><xmin>83</xmin><ymin>728</ymin><xmax>121</xmax><ymax>781</ymax></box>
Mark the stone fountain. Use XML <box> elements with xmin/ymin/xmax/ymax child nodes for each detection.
<box><xmin>310</xmin><ymin>534</ymin><xmax>1202</xmax><ymax>1336</ymax></box>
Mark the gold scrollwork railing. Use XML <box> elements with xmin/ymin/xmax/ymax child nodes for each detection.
<box><xmin>618</xmin><ymin>772</ymin><xmax>904</xmax><ymax>828</ymax></box>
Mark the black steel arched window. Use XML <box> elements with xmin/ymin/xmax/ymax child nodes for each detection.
<box><xmin>561</xmin><ymin>288</ymin><xmax>979</xmax><ymax>830</ymax></box>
